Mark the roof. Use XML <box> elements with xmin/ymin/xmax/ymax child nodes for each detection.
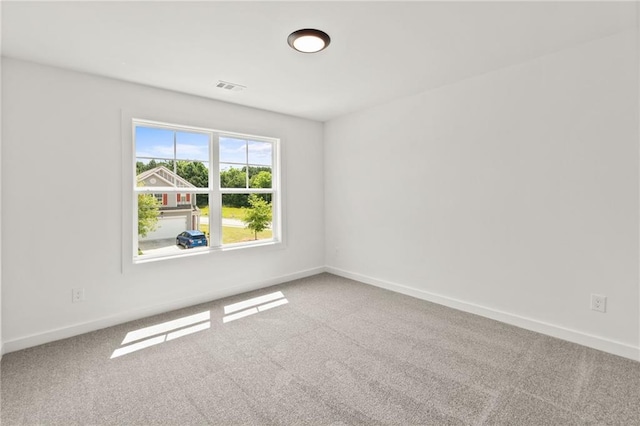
<box><xmin>137</xmin><ymin>166</ymin><xmax>196</xmax><ymax>189</ymax></box>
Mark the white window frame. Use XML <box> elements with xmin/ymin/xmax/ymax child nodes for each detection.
<box><xmin>127</xmin><ymin>117</ymin><xmax>282</xmax><ymax>265</ymax></box>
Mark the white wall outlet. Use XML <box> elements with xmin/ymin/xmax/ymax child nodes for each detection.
<box><xmin>72</xmin><ymin>288</ymin><xmax>85</xmax><ymax>303</ymax></box>
<box><xmin>591</xmin><ymin>294</ymin><xmax>606</xmax><ymax>313</ymax></box>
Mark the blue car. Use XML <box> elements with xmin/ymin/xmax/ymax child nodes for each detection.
<box><xmin>176</xmin><ymin>230</ymin><xmax>208</xmax><ymax>249</ymax></box>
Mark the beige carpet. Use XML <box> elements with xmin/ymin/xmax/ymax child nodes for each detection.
<box><xmin>2</xmin><ymin>273</ymin><xmax>639</xmax><ymax>425</ymax></box>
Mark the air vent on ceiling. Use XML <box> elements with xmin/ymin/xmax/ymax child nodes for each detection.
<box><xmin>216</xmin><ymin>80</ymin><xmax>246</xmax><ymax>92</ymax></box>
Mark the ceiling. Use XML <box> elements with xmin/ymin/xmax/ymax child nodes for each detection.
<box><xmin>1</xmin><ymin>1</ymin><xmax>636</xmax><ymax>122</ymax></box>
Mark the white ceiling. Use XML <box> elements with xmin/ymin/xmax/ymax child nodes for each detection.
<box><xmin>1</xmin><ymin>1</ymin><xmax>636</xmax><ymax>122</ymax></box>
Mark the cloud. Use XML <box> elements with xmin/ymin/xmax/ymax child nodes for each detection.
<box><xmin>176</xmin><ymin>143</ymin><xmax>209</xmax><ymax>161</ymax></box>
<box><xmin>137</xmin><ymin>137</ymin><xmax>271</xmax><ymax>165</ymax></box>
<box><xmin>137</xmin><ymin>143</ymin><xmax>209</xmax><ymax>162</ymax></box>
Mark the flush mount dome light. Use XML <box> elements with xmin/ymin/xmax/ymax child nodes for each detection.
<box><xmin>287</xmin><ymin>29</ymin><xmax>331</xmax><ymax>53</ymax></box>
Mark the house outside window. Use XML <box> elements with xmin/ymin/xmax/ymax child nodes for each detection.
<box><xmin>133</xmin><ymin>119</ymin><xmax>279</xmax><ymax>261</ymax></box>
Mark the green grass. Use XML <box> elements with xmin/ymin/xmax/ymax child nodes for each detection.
<box><xmin>222</xmin><ymin>227</ymin><xmax>272</xmax><ymax>244</ymax></box>
<box><xmin>222</xmin><ymin>206</ymin><xmax>246</xmax><ymax>219</ymax></box>
<box><xmin>199</xmin><ymin>205</ymin><xmax>246</xmax><ymax>219</ymax></box>
<box><xmin>198</xmin><ymin>204</ymin><xmax>271</xmax><ymax>244</ymax></box>
<box><xmin>198</xmin><ymin>224</ymin><xmax>272</xmax><ymax>245</ymax></box>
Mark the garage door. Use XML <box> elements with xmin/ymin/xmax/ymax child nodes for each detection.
<box><xmin>140</xmin><ymin>217</ymin><xmax>187</xmax><ymax>241</ymax></box>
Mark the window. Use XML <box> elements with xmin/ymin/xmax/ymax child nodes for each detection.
<box><xmin>133</xmin><ymin>119</ymin><xmax>279</xmax><ymax>261</ymax></box>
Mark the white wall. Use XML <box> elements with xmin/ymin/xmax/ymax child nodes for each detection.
<box><xmin>1</xmin><ymin>58</ymin><xmax>325</xmax><ymax>352</ymax></box>
<box><xmin>325</xmin><ymin>30</ymin><xmax>640</xmax><ymax>360</ymax></box>
<box><xmin>0</xmin><ymin>7</ymin><xmax>3</xmax><ymax>358</ymax></box>
<box><xmin>2</xmin><ymin>31</ymin><xmax>639</xmax><ymax>361</ymax></box>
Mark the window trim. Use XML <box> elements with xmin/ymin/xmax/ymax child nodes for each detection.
<box><xmin>122</xmin><ymin>113</ymin><xmax>283</xmax><ymax>268</ymax></box>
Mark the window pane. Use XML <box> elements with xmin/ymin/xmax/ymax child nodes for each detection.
<box><xmin>137</xmin><ymin>193</ymin><xmax>208</xmax><ymax>257</ymax></box>
<box><xmin>220</xmin><ymin>137</ymin><xmax>247</xmax><ymax>164</ymax></box>
<box><xmin>220</xmin><ymin>164</ymin><xmax>247</xmax><ymax>188</ymax></box>
<box><xmin>135</xmin><ymin>127</ymin><xmax>210</xmax><ymax>190</ymax></box>
<box><xmin>248</xmin><ymin>167</ymin><xmax>272</xmax><ymax>189</ymax></box>
<box><xmin>176</xmin><ymin>160</ymin><xmax>209</xmax><ymax>189</ymax></box>
<box><xmin>248</xmin><ymin>141</ymin><xmax>272</xmax><ymax>166</ymax></box>
<box><xmin>221</xmin><ymin>193</ymin><xmax>273</xmax><ymax>244</ymax></box>
<box><xmin>176</xmin><ymin>131</ymin><xmax>209</xmax><ymax>162</ymax></box>
<box><xmin>135</xmin><ymin>126</ymin><xmax>174</xmax><ymax>160</ymax></box>
<box><xmin>133</xmin><ymin>120</ymin><xmax>278</xmax><ymax>261</ymax></box>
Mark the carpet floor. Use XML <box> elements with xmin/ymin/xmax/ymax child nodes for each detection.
<box><xmin>1</xmin><ymin>273</ymin><xmax>639</xmax><ymax>425</ymax></box>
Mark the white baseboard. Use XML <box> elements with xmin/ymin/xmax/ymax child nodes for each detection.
<box><xmin>1</xmin><ymin>266</ymin><xmax>325</xmax><ymax>355</ymax></box>
<box><xmin>4</xmin><ymin>265</ymin><xmax>638</xmax><ymax>362</ymax></box>
<box><xmin>326</xmin><ymin>266</ymin><xmax>640</xmax><ymax>362</ymax></box>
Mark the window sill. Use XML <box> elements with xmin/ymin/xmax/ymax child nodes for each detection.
<box><xmin>132</xmin><ymin>239</ymin><xmax>284</xmax><ymax>265</ymax></box>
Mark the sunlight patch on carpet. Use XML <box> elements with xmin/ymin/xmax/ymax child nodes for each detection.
<box><xmin>223</xmin><ymin>292</ymin><xmax>288</xmax><ymax>323</ymax></box>
<box><xmin>111</xmin><ymin>311</ymin><xmax>211</xmax><ymax>359</ymax></box>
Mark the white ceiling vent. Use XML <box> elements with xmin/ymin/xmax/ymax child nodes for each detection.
<box><xmin>216</xmin><ymin>80</ymin><xmax>246</xmax><ymax>92</ymax></box>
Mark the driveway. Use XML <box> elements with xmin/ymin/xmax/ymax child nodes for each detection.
<box><xmin>139</xmin><ymin>238</ymin><xmax>184</xmax><ymax>256</ymax></box>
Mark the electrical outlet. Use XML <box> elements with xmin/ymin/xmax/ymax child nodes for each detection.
<box><xmin>72</xmin><ymin>288</ymin><xmax>85</xmax><ymax>303</ymax></box>
<box><xmin>591</xmin><ymin>294</ymin><xmax>606</xmax><ymax>313</ymax></box>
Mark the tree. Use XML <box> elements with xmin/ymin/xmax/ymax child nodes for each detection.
<box><xmin>249</xmin><ymin>170</ymin><xmax>271</xmax><ymax>189</ymax></box>
<box><xmin>248</xmin><ymin>170</ymin><xmax>273</xmax><ymax>204</ymax></box>
<box><xmin>136</xmin><ymin>159</ymin><xmax>158</xmax><ymax>175</ymax></box>
<box><xmin>176</xmin><ymin>161</ymin><xmax>209</xmax><ymax>207</ymax></box>
<box><xmin>243</xmin><ymin>194</ymin><xmax>272</xmax><ymax>240</ymax></box>
<box><xmin>220</xmin><ymin>167</ymin><xmax>246</xmax><ymax>188</ymax></box>
<box><xmin>220</xmin><ymin>168</ymin><xmax>249</xmax><ymax>207</ymax></box>
<box><xmin>178</xmin><ymin>161</ymin><xmax>208</xmax><ymax>188</ymax></box>
<box><xmin>138</xmin><ymin>193</ymin><xmax>160</xmax><ymax>238</ymax></box>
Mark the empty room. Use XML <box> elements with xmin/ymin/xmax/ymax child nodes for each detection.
<box><xmin>1</xmin><ymin>1</ymin><xmax>639</xmax><ymax>425</ymax></box>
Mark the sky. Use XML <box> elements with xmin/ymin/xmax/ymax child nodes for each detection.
<box><xmin>135</xmin><ymin>126</ymin><xmax>272</xmax><ymax>167</ymax></box>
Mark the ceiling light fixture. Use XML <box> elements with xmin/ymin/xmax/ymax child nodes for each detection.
<box><xmin>287</xmin><ymin>29</ymin><xmax>331</xmax><ymax>53</ymax></box>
